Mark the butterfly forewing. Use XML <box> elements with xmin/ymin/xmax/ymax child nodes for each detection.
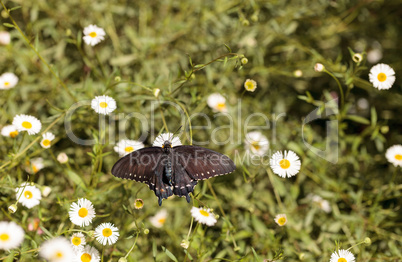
<box><xmin>173</xmin><ymin>146</ymin><xmax>236</xmax><ymax>180</ymax></box>
<box><xmin>111</xmin><ymin>147</ymin><xmax>163</xmax><ymax>184</ymax></box>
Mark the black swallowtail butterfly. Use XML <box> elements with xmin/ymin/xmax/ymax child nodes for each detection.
<box><xmin>111</xmin><ymin>139</ymin><xmax>236</xmax><ymax>206</ymax></box>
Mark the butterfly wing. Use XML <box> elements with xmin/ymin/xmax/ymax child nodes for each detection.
<box><xmin>111</xmin><ymin>147</ymin><xmax>174</xmax><ymax>205</ymax></box>
<box><xmin>173</xmin><ymin>145</ymin><xmax>236</xmax><ymax>180</ymax></box>
<box><xmin>111</xmin><ymin>147</ymin><xmax>163</xmax><ymax>183</ymax></box>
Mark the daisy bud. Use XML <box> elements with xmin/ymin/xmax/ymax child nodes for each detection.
<box><xmin>114</xmin><ymin>76</ymin><xmax>121</xmax><ymax>82</ymax></box>
<box><xmin>118</xmin><ymin>258</ymin><xmax>128</xmax><ymax>262</ymax></box>
<box><xmin>180</xmin><ymin>239</ymin><xmax>189</xmax><ymax>249</ymax></box>
<box><xmin>314</xmin><ymin>63</ymin><xmax>325</xmax><ymax>72</ymax></box>
<box><xmin>153</xmin><ymin>88</ymin><xmax>160</xmax><ymax>98</ymax></box>
<box><xmin>242</xmin><ymin>19</ymin><xmax>250</xmax><ymax>26</ymax></box>
<box><xmin>234</xmin><ymin>246</ymin><xmax>240</xmax><ymax>251</ymax></box>
<box><xmin>352</xmin><ymin>53</ymin><xmax>363</xmax><ymax>63</ymax></box>
<box><xmin>293</xmin><ymin>70</ymin><xmax>303</xmax><ymax>78</ymax></box>
<box><xmin>380</xmin><ymin>126</ymin><xmax>389</xmax><ymax>134</ymax></box>
<box><xmin>57</xmin><ymin>153</ymin><xmax>68</xmax><ymax>164</ymax></box>
<box><xmin>241</xmin><ymin>57</ymin><xmax>248</xmax><ymax>65</ymax></box>
<box><xmin>65</xmin><ymin>29</ymin><xmax>72</xmax><ymax>36</ymax></box>
<box><xmin>87</xmin><ymin>230</ymin><xmax>95</xmax><ymax>237</ymax></box>
<box><xmin>299</xmin><ymin>253</ymin><xmax>305</xmax><ymax>260</ymax></box>
<box><xmin>364</xmin><ymin>237</ymin><xmax>371</xmax><ymax>246</ymax></box>
<box><xmin>143</xmin><ymin>228</ymin><xmax>149</xmax><ymax>235</ymax></box>
<box><xmin>134</xmin><ymin>198</ymin><xmax>144</xmax><ymax>209</ymax></box>
<box><xmin>251</xmin><ymin>14</ymin><xmax>258</xmax><ymax>22</ymax></box>
<box><xmin>8</xmin><ymin>204</ymin><xmax>17</xmax><ymax>213</ymax></box>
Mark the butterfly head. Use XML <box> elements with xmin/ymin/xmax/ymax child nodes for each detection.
<box><xmin>162</xmin><ymin>140</ymin><xmax>173</xmax><ymax>152</ymax></box>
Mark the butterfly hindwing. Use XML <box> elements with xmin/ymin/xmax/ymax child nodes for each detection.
<box><xmin>173</xmin><ymin>145</ymin><xmax>236</xmax><ymax>180</ymax></box>
<box><xmin>111</xmin><ymin>147</ymin><xmax>163</xmax><ymax>184</ymax></box>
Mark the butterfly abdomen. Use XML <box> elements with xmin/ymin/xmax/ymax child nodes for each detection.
<box><xmin>165</xmin><ymin>157</ymin><xmax>173</xmax><ymax>186</ymax></box>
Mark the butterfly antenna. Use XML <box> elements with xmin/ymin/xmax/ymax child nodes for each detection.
<box><xmin>169</xmin><ymin>126</ymin><xmax>182</xmax><ymax>141</ymax></box>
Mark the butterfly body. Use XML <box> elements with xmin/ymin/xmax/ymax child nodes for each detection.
<box><xmin>111</xmin><ymin>140</ymin><xmax>236</xmax><ymax>206</ymax></box>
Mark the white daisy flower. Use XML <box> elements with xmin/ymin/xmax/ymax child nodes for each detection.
<box><xmin>330</xmin><ymin>249</ymin><xmax>356</xmax><ymax>262</ymax></box>
<box><xmin>0</xmin><ymin>72</ymin><xmax>18</xmax><ymax>89</ymax></box>
<box><xmin>369</xmin><ymin>63</ymin><xmax>395</xmax><ymax>90</ymax></box>
<box><xmin>270</xmin><ymin>150</ymin><xmax>301</xmax><ymax>178</ymax></box>
<box><xmin>114</xmin><ymin>139</ymin><xmax>145</xmax><ymax>156</ymax></box>
<box><xmin>1</xmin><ymin>125</ymin><xmax>18</xmax><ymax>138</ymax></box>
<box><xmin>12</xmin><ymin>114</ymin><xmax>41</xmax><ymax>135</ymax></box>
<box><xmin>83</xmin><ymin>25</ymin><xmax>106</xmax><ymax>46</ymax></box>
<box><xmin>40</xmin><ymin>132</ymin><xmax>55</xmax><ymax>149</ymax></box>
<box><xmin>244</xmin><ymin>79</ymin><xmax>257</xmax><ymax>92</ymax></box>
<box><xmin>314</xmin><ymin>63</ymin><xmax>324</xmax><ymax>72</ymax></box>
<box><xmin>57</xmin><ymin>153</ymin><xmax>69</xmax><ymax>164</ymax></box>
<box><xmin>311</xmin><ymin>195</ymin><xmax>331</xmax><ymax>213</ymax></box>
<box><xmin>190</xmin><ymin>207</ymin><xmax>217</xmax><ymax>226</ymax></box>
<box><xmin>39</xmin><ymin>237</ymin><xmax>74</xmax><ymax>262</ymax></box>
<box><xmin>94</xmin><ymin>223</ymin><xmax>119</xmax><ymax>245</ymax></box>
<box><xmin>274</xmin><ymin>214</ymin><xmax>287</xmax><ymax>226</ymax></box>
<box><xmin>149</xmin><ymin>209</ymin><xmax>168</xmax><ymax>228</ymax></box>
<box><xmin>244</xmin><ymin>131</ymin><xmax>269</xmax><ymax>156</ymax></box>
<box><xmin>152</xmin><ymin>133</ymin><xmax>182</xmax><ymax>148</ymax></box>
<box><xmin>0</xmin><ymin>221</ymin><xmax>25</xmax><ymax>250</ymax></box>
<box><xmin>91</xmin><ymin>95</ymin><xmax>116</xmax><ymax>115</ymax></box>
<box><xmin>15</xmin><ymin>182</ymin><xmax>42</xmax><ymax>209</ymax></box>
<box><xmin>74</xmin><ymin>245</ymin><xmax>100</xmax><ymax>262</ymax></box>
<box><xmin>69</xmin><ymin>198</ymin><xmax>96</xmax><ymax>227</ymax></box>
<box><xmin>385</xmin><ymin>144</ymin><xmax>402</xmax><ymax>167</ymax></box>
<box><xmin>207</xmin><ymin>93</ymin><xmax>228</xmax><ymax>112</ymax></box>
<box><xmin>26</xmin><ymin>157</ymin><xmax>45</xmax><ymax>174</ymax></box>
<box><xmin>0</xmin><ymin>31</ymin><xmax>11</xmax><ymax>45</ymax></box>
<box><xmin>70</xmin><ymin>232</ymin><xmax>86</xmax><ymax>252</ymax></box>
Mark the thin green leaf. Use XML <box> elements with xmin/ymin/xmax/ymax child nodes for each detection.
<box><xmin>345</xmin><ymin>115</ymin><xmax>370</xmax><ymax>125</ymax></box>
<box><xmin>224</xmin><ymin>43</ymin><xmax>232</xmax><ymax>53</ymax></box>
<box><xmin>66</xmin><ymin>170</ymin><xmax>88</xmax><ymax>191</ymax></box>
<box><xmin>162</xmin><ymin>246</ymin><xmax>178</xmax><ymax>262</ymax></box>
<box><xmin>3</xmin><ymin>23</ymin><xmax>15</xmax><ymax>28</ymax></box>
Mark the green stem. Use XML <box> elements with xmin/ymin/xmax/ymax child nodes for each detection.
<box><xmin>170</xmin><ymin>53</ymin><xmax>239</xmax><ymax>95</ymax></box>
<box><xmin>324</xmin><ymin>69</ymin><xmax>344</xmax><ymax>110</ymax></box>
<box><xmin>0</xmin><ymin>1</ymin><xmax>77</xmax><ymax>102</ymax></box>
<box><xmin>266</xmin><ymin>168</ymin><xmax>284</xmax><ymax>210</ymax></box>
<box><xmin>124</xmin><ymin>232</ymin><xmax>140</xmax><ymax>258</ymax></box>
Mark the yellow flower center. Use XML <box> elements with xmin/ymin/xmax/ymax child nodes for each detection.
<box><xmin>78</xmin><ymin>207</ymin><xmax>88</xmax><ymax>218</ymax></box>
<box><xmin>199</xmin><ymin>209</ymin><xmax>210</xmax><ymax>217</ymax></box>
<box><xmin>72</xmin><ymin>236</ymin><xmax>81</xmax><ymax>246</ymax></box>
<box><xmin>216</xmin><ymin>102</ymin><xmax>226</xmax><ymax>111</ymax></box>
<box><xmin>279</xmin><ymin>159</ymin><xmax>290</xmax><ymax>169</ymax></box>
<box><xmin>157</xmin><ymin>218</ymin><xmax>166</xmax><ymax>225</ymax></box>
<box><xmin>125</xmin><ymin>146</ymin><xmax>134</xmax><ymax>152</ymax></box>
<box><xmin>81</xmin><ymin>253</ymin><xmax>92</xmax><ymax>262</ymax></box>
<box><xmin>42</xmin><ymin>139</ymin><xmax>51</xmax><ymax>147</ymax></box>
<box><xmin>32</xmin><ymin>164</ymin><xmax>39</xmax><ymax>173</ymax></box>
<box><xmin>338</xmin><ymin>258</ymin><xmax>347</xmax><ymax>262</ymax></box>
<box><xmin>22</xmin><ymin>121</ymin><xmax>32</xmax><ymax>129</ymax></box>
<box><xmin>377</xmin><ymin>72</ymin><xmax>387</xmax><ymax>82</ymax></box>
<box><xmin>0</xmin><ymin>233</ymin><xmax>10</xmax><ymax>241</ymax></box>
<box><xmin>278</xmin><ymin>217</ymin><xmax>286</xmax><ymax>225</ymax></box>
<box><xmin>89</xmin><ymin>32</ymin><xmax>97</xmax><ymax>38</ymax></box>
<box><xmin>134</xmin><ymin>200</ymin><xmax>143</xmax><ymax>209</ymax></box>
<box><xmin>4</xmin><ymin>81</ymin><xmax>9</xmax><ymax>86</ymax></box>
<box><xmin>245</xmin><ymin>81</ymin><xmax>254</xmax><ymax>90</ymax></box>
<box><xmin>395</xmin><ymin>154</ymin><xmax>402</xmax><ymax>160</ymax></box>
<box><xmin>9</xmin><ymin>130</ymin><xmax>18</xmax><ymax>138</ymax></box>
<box><xmin>99</xmin><ymin>102</ymin><xmax>108</xmax><ymax>108</ymax></box>
<box><xmin>102</xmin><ymin>228</ymin><xmax>112</xmax><ymax>237</ymax></box>
<box><xmin>251</xmin><ymin>141</ymin><xmax>260</xmax><ymax>151</ymax></box>
<box><xmin>24</xmin><ymin>190</ymin><xmax>33</xmax><ymax>199</ymax></box>
<box><xmin>55</xmin><ymin>251</ymin><xmax>63</xmax><ymax>258</ymax></box>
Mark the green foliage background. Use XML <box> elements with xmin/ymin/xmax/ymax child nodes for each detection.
<box><xmin>0</xmin><ymin>0</ymin><xmax>401</xmax><ymax>261</ymax></box>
